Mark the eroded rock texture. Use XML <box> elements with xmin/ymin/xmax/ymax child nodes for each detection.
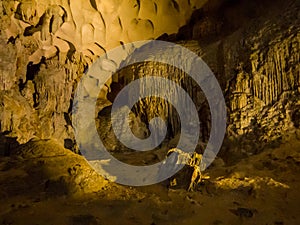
<box><xmin>6</xmin><ymin>0</ymin><xmax>206</xmax><ymax>64</ymax></box>
<box><xmin>1</xmin><ymin>1</ymin><xmax>300</xmax><ymax>224</ymax></box>
<box><xmin>0</xmin><ymin>0</ymin><xmax>205</xmax><ymax>151</ymax></box>
<box><xmin>217</xmin><ymin>1</ymin><xmax>300</xmax><ymax>154</ymax></box>
<box><xmin>0</xmin><ymin>0</ymin><xmax>299</xmax><ymax>159</ymax></box>
<box><xmin>106</xmin><ymin>0</ymin><xmax>300</xmax><ymax>156</ymax></box>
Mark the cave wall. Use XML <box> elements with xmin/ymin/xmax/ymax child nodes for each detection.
<box><xmin>109</xmin><ymin>0</ymin><xmax>300</xmax><ymax>155</ymax></box>
<box><xmin>0</xmin><ymin>0</ymin><xmax>205</xmax><ymax>151</ymax></box>
<box><xmin>0</xmin><ymin>0</ymin><xmax>299</xmax><ymax>157</ymax></box>
<box><xmin>199</xmin><ymin>0</ymin><xmax>300</xmax><ymax>155</ymax></box>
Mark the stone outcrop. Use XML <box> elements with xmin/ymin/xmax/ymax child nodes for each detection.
<box><xmin>0</xmin><ymin>139</ymin><xmax>109</xmax><ymax>197</ymax></box>
<box><xmin>0</xmin><ymin>0</ymin><xmax>205</xmax><ymax>152</ymax></box>
<box><xmin>220</xmin><ymin>1</ymin><xmax>300</xmax><ymax>152</ymax></box>
<box><xmin>0</xmin><ymin>0</ymin><xmax>299</xmax><ymax>160</ymax></box>
<box><xmin>107</xmin><ymin>0</ymin><xmax>300</xmax><ymax>156</ymax></box>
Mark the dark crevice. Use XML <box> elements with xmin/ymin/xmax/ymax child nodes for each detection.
<box><xmin>24</xmin><ymin>25</ymin><xmax>39</xmax><ymax>36</ymax></box>
<box><xmin>134</xmin><ymin>0</ymin><xmax>141</xmax><ymax>11</ymax></box>
<box><xmin>90</xmin><ymin>0</ymin><xmax>97</xmax><ymax>10</ymax></box>
<box><xmin>64</xmin><ymin>112</ymin><xmax>72</xmax><ymax>126</ymax></box>
<box><xmin>26</xmin><ymin>62</ymin><xmax>40</xmax><ymax>81</ymax></box>
<box><xmin>7</xmin><ymin>35</ymin><xmax>19</xmax><ymax>44</ymax></box>
<box><xmin>18</xmin><ymin>79</ymin><xmax>25</xmax><ymax>92</ymax></box>
<box><xmin>49</xmin><ymin>16</ymin><xmax>55</xmax><ymax>33</ymax></box>
<box><xmin>23</xmin><ymin>13</ymin><xmax>46</xmax><ymax>36</ymax></box>
<box><xmin>94</xmin><ymin>42</ymin><xmax>106</xmax><ymax>53</ymax></box>
<box><xmin>154</xmin><ymin>2</ymin><xmax>158</xmax><ymax>14</ymax></box>
<box><xmin>68</xmin><ymin>99</ymin><xmax>73</xmax><ymax>114</ymax></box>
<box><xmin>33</xmin><ymin>93</ymin><xmax>39</xmax><ymax>108</ymax></box>
<box><xmin>147</xmin><ymin>19</ymin><xmax>154</xmax><ymax>31</ymax></box>
<box><xmin>83</xmin><ymin>64</ymin><xmax>89</xmax><ymax>74</ymax></box>
<box><xmin>25</xmin><ymin>59</ymin><xmax>45</xmax><ymax>108</ymax></box>
<box><xmin>14</xmin><ymin>3</ymin><xmax>23</xmax><ymax>20</ymax></box>
<box><xmin>106</xmin><ymin>82</ymin><xmax>124</xmax><ymax>103</ymax></box>
<box><xmin>66</xmin><ymin>41</ymin><xmax>76</xmax><ymax>60</ymax></box>
<box><xmin>171</xmin><ymin>0</ymin><xmax>180</xmax><ymax>12</ymax></box>
<box><xmin>0</xmin><ymin>133</ymin><xmax>20</xmax><ymax>156</ymax></box>
<box><xmin>64</xmin><ymin>138</ymin><xmax>77</xmax><ymax>152</ymax></box>
<box><xmin>118</xmin><ymin>17</ymin><xmax>123</xmax><ymax>30</ymax></box>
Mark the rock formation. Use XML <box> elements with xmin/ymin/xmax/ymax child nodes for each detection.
<box><xmin>0</xmin><ymin>0</ymin><xmax>299</xmax><ymax>160</ymax></box>
<box><xmin>0</xmin><ymin>0</ymin><xmax>298</xmax><ymax>167</ymax></box>
<box><xmin>106</xmin><ymin>0</ymin><xmax>300</xmax><ymax>158</ymax></box>
<box><xmin>6</xmin><ymin>0</ymin><xmax>206</xmax><ymax>64</ymax></box>
<box><xmin>1</xmin><ymin>0</ymin><xmax>300</xmax><ymax>224</ymax></box>
<box><xmin>0</xmin><ymin>0</ymin><xmax>206</xmax><ymax>151</ymax></box>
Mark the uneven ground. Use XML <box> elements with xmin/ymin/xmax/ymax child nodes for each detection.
<box><xmin>1</xmin><ymin>133</ymin><xmax>300</xmax><ymax>225</ymax></box>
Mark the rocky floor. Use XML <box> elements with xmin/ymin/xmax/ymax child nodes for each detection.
<box><xmin>1</xmin><ymin>134</ymin><xmax>300</xmax><ymax>225</ymax></box>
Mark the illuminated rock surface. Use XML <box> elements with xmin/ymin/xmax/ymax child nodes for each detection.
<box><xmin>0</xmin><ymin>0</ymin><xmax>206</xmax><ymax>147</ymax></box>
<box><xmin>0</xmin><ymin>0</ymin><xmax>300</xmax><ymax>224</ymax></box>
